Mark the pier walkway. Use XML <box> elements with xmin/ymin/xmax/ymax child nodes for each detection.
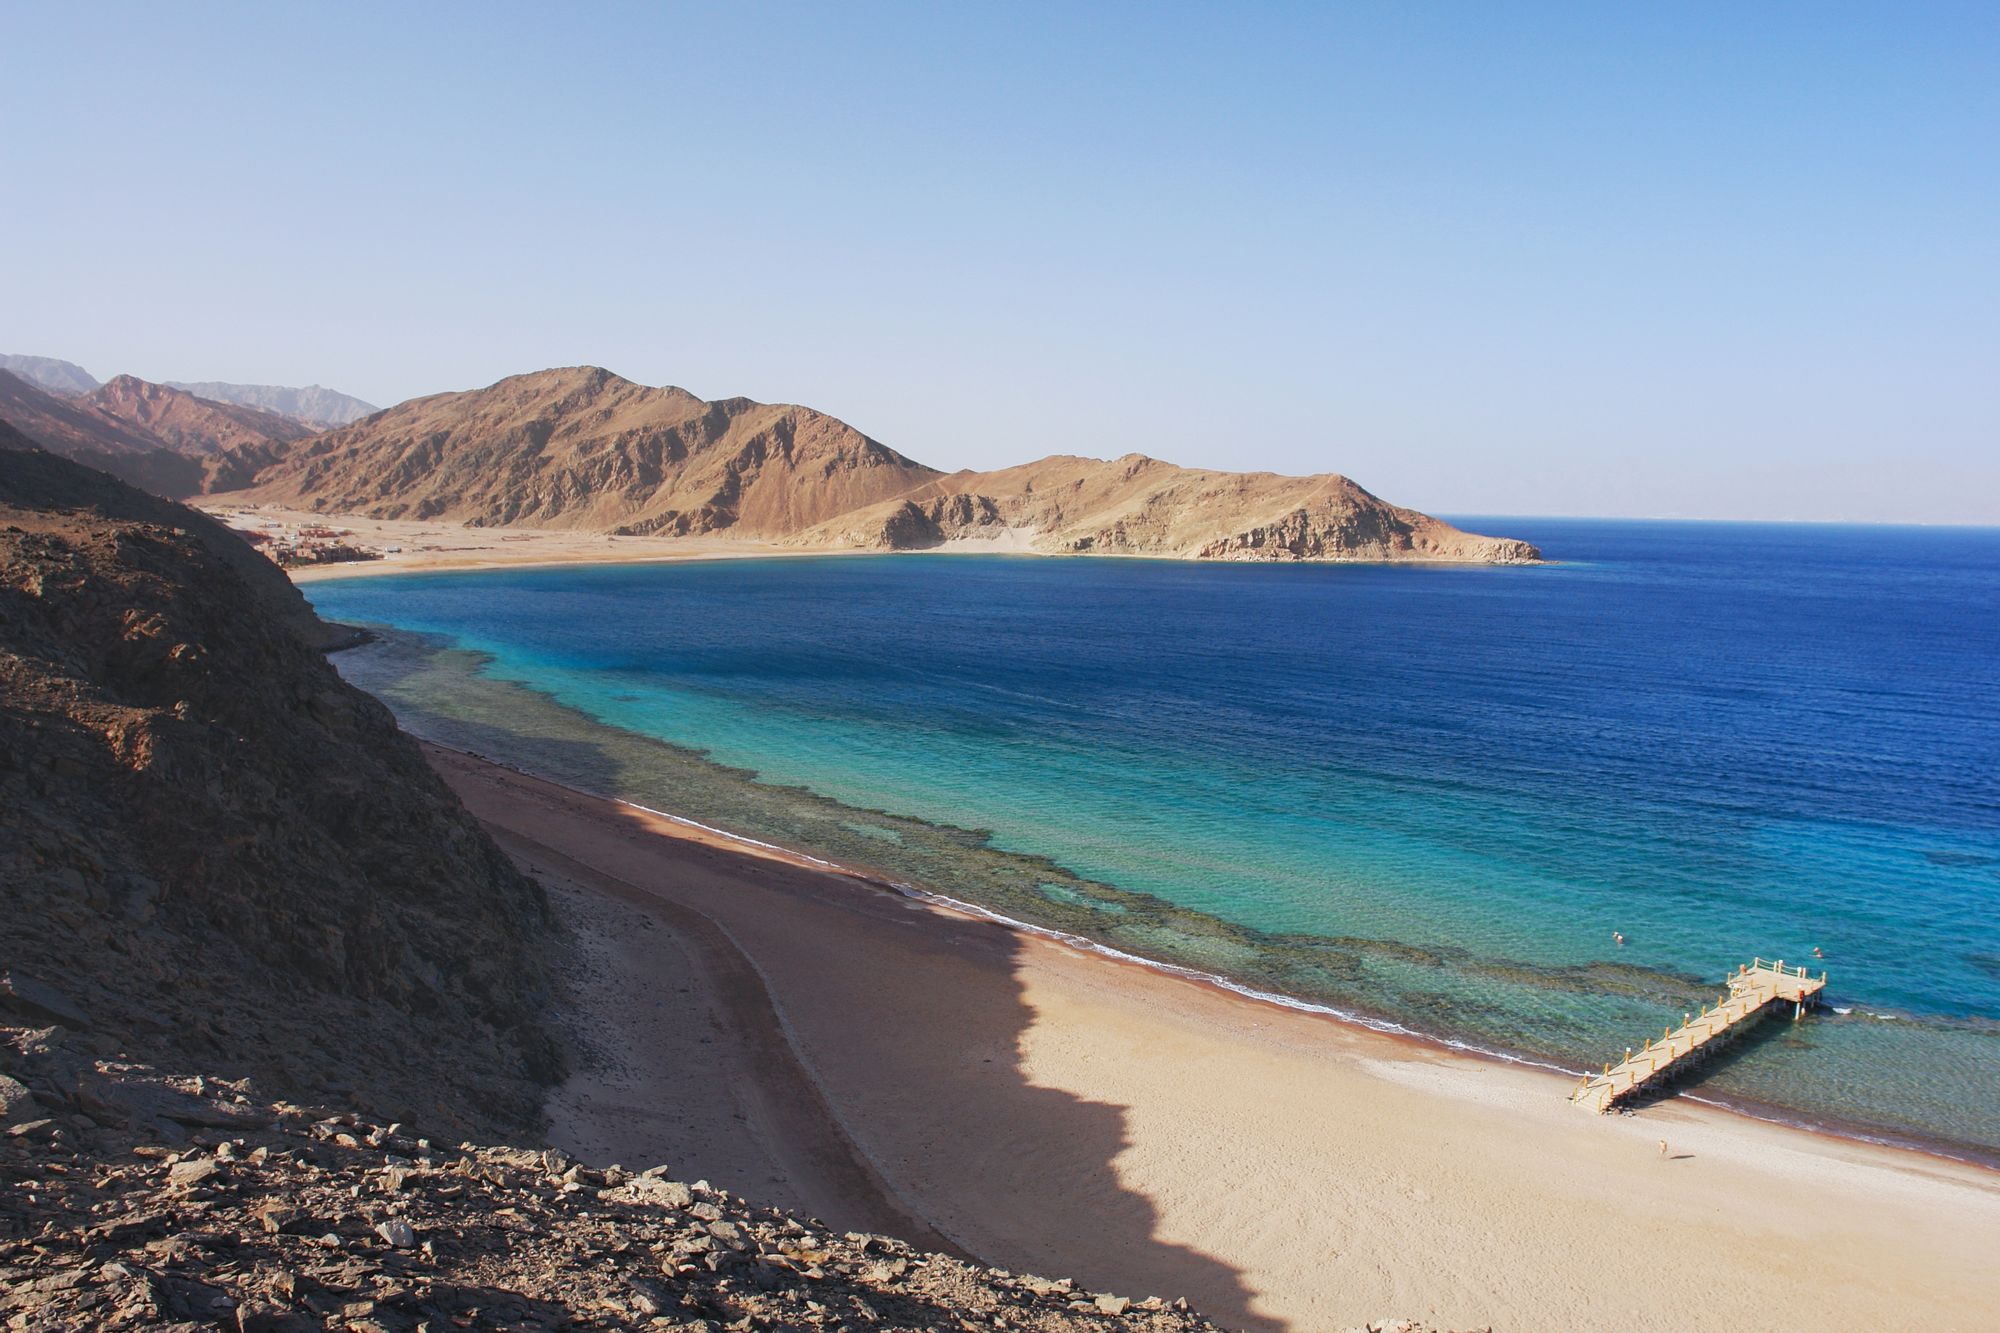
<box><xmin>1571</xmin><ymin>958</ymin><xmax>1827</xmax><ymax>1114</ymax></box>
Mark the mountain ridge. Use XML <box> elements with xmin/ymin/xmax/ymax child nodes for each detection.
<box><xmin>83</xmin><ymin>374</ymin><xmax>314</xmax><ymax>457</ymax></box>
<box><xmin>218</xmin><ymin>365</ymin><xmax>1541</xmax><ymax>564</ymax></box>
<box><xmin>0</xmin><ymin>353</ymin><xmax>99</xmax><ymax>395</ymax></box>
<box><xmin>164</xmin><ymin>378</ymin><xmax>379</xmax><ymax>428</ymax></box>
<box><xmin>0</xmin><ymin>369</ymin><xmax>312</xmax><ymax>499</ymax></box>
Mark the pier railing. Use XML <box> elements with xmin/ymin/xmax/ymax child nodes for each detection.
<box><xmin>1570</xmin><ymin>958</ymin><xmax>1827</xmax><ymax>1114</ymax></box>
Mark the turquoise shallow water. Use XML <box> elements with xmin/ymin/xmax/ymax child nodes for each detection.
<box><xmin>305</xmin><ymin>519</ymin><xmax>2000</xmax><ymax>1158</ymax></box>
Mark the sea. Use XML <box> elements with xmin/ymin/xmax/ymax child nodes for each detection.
<box><xmin>302</xmin><ymin>518</ymin><xmax>2000</xmax><ymax>1160</ymax></box>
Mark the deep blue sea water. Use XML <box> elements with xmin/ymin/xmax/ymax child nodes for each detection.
<box><xmin>304</xmin><ymin>519</ymin><xmax>2000</xmax><ymax>1156</ymax></box>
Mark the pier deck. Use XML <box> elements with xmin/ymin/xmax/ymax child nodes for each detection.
<box><xmin>1571</xmin><ymin>958</ymin><xmax>1827</xmax><ymax>1114</ymax></box>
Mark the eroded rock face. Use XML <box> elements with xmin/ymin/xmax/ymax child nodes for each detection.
<box><xmin>0</xmin><ymin>443</ymin><xmax>560</xmax><ymax>1137</ymax></box>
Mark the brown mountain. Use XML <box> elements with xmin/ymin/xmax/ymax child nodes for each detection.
<box><xmin>796</xmin><ymin>452</ymin><xmax>1541</xmax><ymax>562</ymax></box>
<box><xmin>0</xmin><ymin>370</ymin><xmax>310</xmax><ymax>500</ymax></box>
<box><xmin>0</xmin><ymin>429</ymin><xmax>560</xmax><ymax>1135</ymax></box>
<box><xmin>222</xmin><ymin>365</ymin><xmax>943</xmax><ymax>535</ymax></box>
<box><xmin>0</xmin><ymin>368</ymin><xmax>207</xmax><ymax>498</ymax></box>
<box><xmin>0</xmin><ymin>368</ymin><xmax>162</xmax><ymax>456</ymax></box>
<box><xmin>217</xmin><ymin>365</ymin><xmax>1540</xmax><ymax>563</ymax></box>
<box><xmin>82</xmin><ymin>373</ymin><xmax>312</xmax><ymax>457</ymax></box>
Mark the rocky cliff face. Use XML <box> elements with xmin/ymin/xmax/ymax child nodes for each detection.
<box><xmin>0</xmin><ymin>440</ymin><xmax>560</xmax><ymax>1137</ymax></box>
<box><xmin>212</xmin><ymin>365</ymin><xmax>1540</xmax><ymax>564</ymax></box>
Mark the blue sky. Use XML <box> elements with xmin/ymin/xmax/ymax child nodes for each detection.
<box><xmin>2</xmin><ymin>3</ymin><xmax>1994</xmax><ymax>521</ymax></box>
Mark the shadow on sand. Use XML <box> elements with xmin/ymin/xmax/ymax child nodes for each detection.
<box><xmin>417</xmin><ymin>713</ymin><xmax>1272</xmax><ymax>1331</ymax></box>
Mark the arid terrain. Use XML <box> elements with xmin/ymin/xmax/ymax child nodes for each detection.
<box><xmin>2</xmin><ymin>357</ymin><xmax>1538</xmax><ymax>565</ymax></box>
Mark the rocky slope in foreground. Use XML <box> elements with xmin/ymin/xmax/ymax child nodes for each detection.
<box><xmin>1</xmin><ymin>435</ymin><xmax>560</xmax><ymax>1136</ymax></box>
<box><xmin>213</xmin><ymin>366</ymin><xmax>1539</xmax><ymax>564</ymax></box>
<box><xmin>0</xmin><ymin>1050</ymin><xmax>1243</xmax><ymax>1332</ymax></box>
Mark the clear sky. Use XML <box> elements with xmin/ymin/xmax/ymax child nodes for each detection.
<box><xmin>3</xmin><ymin>3</ymin><xmax>1995</xmax><ymax>521</ymax></box>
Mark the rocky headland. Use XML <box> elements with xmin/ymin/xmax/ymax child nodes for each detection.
<box><xmin>212</xmin><ymin>367</ymin><xmax>1537</xmax><ymax>564</ymax></box>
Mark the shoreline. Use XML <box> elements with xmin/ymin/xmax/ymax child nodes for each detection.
<box><xmin>196</xmin><ymin>503</ymin><xmax>1549</xmax><ymax>582</ymax></box>
<box><xmin>425</xmin><ymin>739</ymin><xmax>2000</xmax><ymax>1331</ymax></box>
<box><xmin>431</xmin><ymin>738</ymin><xmax>1998</xmax><ymax>1175</ymax></box>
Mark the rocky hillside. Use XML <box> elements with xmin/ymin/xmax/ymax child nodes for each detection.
<box><xmin>165</xmin><ymin>380</ymin><xmax>380</xmax><ymax>429</ymax></box>
<box><xmin>0</xmin><ymin>1039</ymin><xmax>1238</xmax><ymax>1333</ymax></box>
<box><xmin>0</xmin><ymin>437</ymin><xmax>561</xmax><ymax>1137</ymax></box>
<box><xmin>0</xmin><ymin>368</ymin><xmax>209</xmax><ymax>498</ymax></box>
<box><xmin>0</xmin><ymin>370</ymin><xmax>315</xmax><ymax>500</ymax></box>
<box><xmin>0</xmin><ymin>435</ymin><xmax>337</xmax><ymax>648</ymax></box>
<box><xmin>84</xmin><ymin>374</ymin><xmax>312</xmax><ymax>457</ymax></box>
<box><xmin>215</xmin><ymin>365</ymin><xmax>1539</xmax><ymax>563</ymax></box>
<box><xmin>0</xmin><ymin>368</ymin><xmax>169</xmax><ymax>457</ymax></box>
<box><xmin>222</xmin><ymin>366</ymin><xmax>945</xmax><ymax>537</ymax></box>
<box><xmin>796</xmin><ymin>453</ymin><xmax>1539</xmax><ymax>563</ymax></box>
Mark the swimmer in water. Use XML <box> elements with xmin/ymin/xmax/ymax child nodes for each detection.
<box><xmin>1614</xmin><ymin>931</ymin><xmax>1626</xmax><ymax>946</ymax></box>
<box><xmin>1813</xmin><ymin>946</ymin><xmax>1825</xmax><ymax>959</ymax></box>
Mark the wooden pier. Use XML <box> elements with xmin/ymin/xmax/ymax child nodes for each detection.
<box><xmin>1570</xmin><ymin>958</ymin><xmax>1827</xmax><ymax>1114</ymax></box>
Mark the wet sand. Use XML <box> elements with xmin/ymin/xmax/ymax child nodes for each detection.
<box><xmin>428</xmin><ymin>743</ymin><xmax>2000</xmax><ymax>1333</ymax></box>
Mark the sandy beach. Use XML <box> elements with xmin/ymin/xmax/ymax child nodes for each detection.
<box><xmin>198</xmin><ymin>504</ymin><xmax>1060</xmax><ymax>583</ymax></box>
<box><xmin>421</xmin><ymin>742</ymin><xmax>2000</xmax><ymax>1333</ymax></box>
<box><xmin>196</xmin><ymin>504</ymin><xmax>800</xmax><ymax>582</ymax></box>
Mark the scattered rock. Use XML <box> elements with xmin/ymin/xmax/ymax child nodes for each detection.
<box><xmin>0</xmin><ymin>1038</ymin><xmax>1229</xmax><ymax>1333</ymax></box>
<box><xmin>167</xmin><ymin>1156</ymin><xmax>221</xmax><ymax>1188</ymax></box>
<box><xmin>374</xmin><ymin>1219</ymin><xmax>417</xmax><ymax>1248</ymax></box>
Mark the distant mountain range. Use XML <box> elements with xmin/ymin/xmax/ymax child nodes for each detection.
<box><xmin>0</xmin><ymin>358</ymin><xmax>1538</xmax><ymax>563</ymax></box>
<box><xmin>0</xmin><ymin>369</ymin><xmax>307</xmax><ymax>497</ymax></box>
<box><xmin>163</xmin><ymin>380</ymin><xmax>378</xmax><ymax>428</ymax></box>
<box><xmin>0</xmin><ymin>354</ymin><xmax>99</xmax><ymax>395</ymax></box>
<box><xmin>0</xmin><ymin>353</ymin><xmax>377</xmax><ymax>427</ymax></box>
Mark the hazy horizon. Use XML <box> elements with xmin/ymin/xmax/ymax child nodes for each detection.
<box><xmin>4</xmin><ymin>4</ymin><xmax>1994</xmax><ymax>524</ymax></box>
